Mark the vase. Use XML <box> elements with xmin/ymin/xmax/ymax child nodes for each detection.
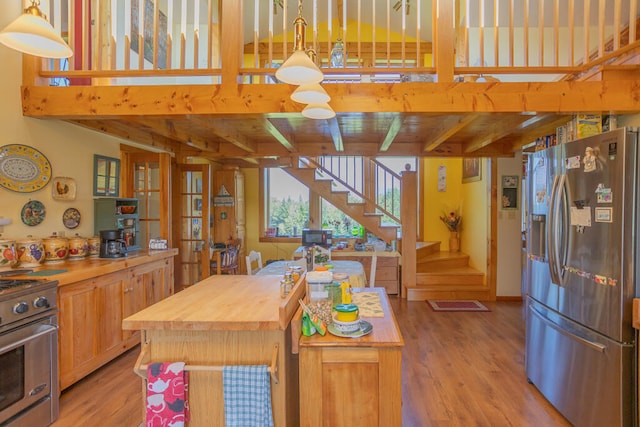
<box><xmin>449</xmin><ymin>232</ymin><xmax>460</xmax><ymax>252</ymax></box>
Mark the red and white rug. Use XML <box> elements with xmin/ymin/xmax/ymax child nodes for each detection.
<box><xmin>426</xmin><ymin>300</ymin><xmax>490</xmax><ymax>312</ymax></box>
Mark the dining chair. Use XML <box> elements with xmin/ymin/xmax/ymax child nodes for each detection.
<box><xmin>245</xmin><ymin>250</ymin><xmax>263</xmax><ymax>275</ymax></box>
<box><xmin>211</xmin><ymin>238</ymin><xmax>241</xmax><ymax>275</ymax></box>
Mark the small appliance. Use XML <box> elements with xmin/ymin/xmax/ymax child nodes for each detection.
<box><xmin>99</xmin><ymin>229</ymin><xmax>128</xmax><ymax>258</ymax></box>
<box><xmin>301</xmin><ymin>229</ymin><xmax>332</xmax><ymax>247</ymax></box>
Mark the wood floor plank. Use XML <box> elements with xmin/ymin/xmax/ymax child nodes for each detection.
<box><xmin>52</xmin><ymin>299</ymin><xmax>570</xmax><ymax>427</ymax></box>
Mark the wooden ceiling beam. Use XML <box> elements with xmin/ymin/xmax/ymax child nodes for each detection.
<box><xmin>463</xmin><ymin>114</ymin><xmax>550</xmax><ymax>153</ymax></box>
<box><xmin>119</xmin><ymin>116</ymin><xmax>218</xmax><ymax>152</ymax></box>
<box><xmin>23</xmin><ymin>81</ymin><xmax>640</xmax><ymax>117</ymax></box>
<box><xmin>191</xmin><ymin>118</ymin><xmax>258</xmax><ymax>153</ymax></box>
<box><xmin>423</xmin><ymin>114</ymin><xmax>479</xmax><ymax>152</ymax></box>
<box><xmin>380</xmin><ymin>116</ymin><xmax>402</xmax><ymax>152</ymax></box>
<box><xmin>511</xmin><ymin>115</ymin><xmax>574</xmax><ymax>151</ymax></box>
<box><xmin>262</xmin><ymin>118</ymin><xmax>297</xmax><ymax>152</ymax></box>
<box><xmin>67</xmin><ymin>119</ymin><xmax>181</xmax><ymax>153</ymax></box>
<box><xmin>327</xmin><ymin>118</ymin><xmax>344</xmax><ymax>152</ymax></box>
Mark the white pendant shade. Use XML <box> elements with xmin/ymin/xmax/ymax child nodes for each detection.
<box><xmin>0</xmin><ymin>12</ymin><xmax>72</xmax><ymax>58</ymax></box>
<box><xmin>302</xmin><ymin>103</ymin><xmax>336</xmax><ymax>120</ymax></box>
<box><xmin>291</xmin><ymin>83</ymin><xmax>330</xmax><ymax>104</ymax></box>
<box><xmin>275</xmin><ymin>50</ymin><xmax>324</xmax><ymax>85</ymax></box>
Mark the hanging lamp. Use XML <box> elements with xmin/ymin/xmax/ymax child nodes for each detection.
<box><xmin>302</xmin><ymin>103</ymin><xmax>336</xmax><ymax>120</ymax></box>
<box><xmin>274</xmin><ymin>0</ymin><xmax>323</xmax><ymax>85</ymax></box>
<box><xmin>291</xmin><ymin>83</ymin><xmax>330</xmax><ymax>104</ymax></box>
<box><xmin>0</xmin><ymin>0</ymin><xmax>72</xmax><ymax>58</ymax></box>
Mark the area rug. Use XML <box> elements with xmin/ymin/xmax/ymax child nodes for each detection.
<box><xmin>426</xmin><ymin>300</ymin><xmax>490</xmax><ymax>312</ymax></box>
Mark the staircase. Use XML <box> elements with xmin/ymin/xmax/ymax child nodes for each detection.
<box><xmin>404</xmin><ymin>242</ymin><xmax>489</xmax><ymax>301</ymax></box>
<box><xmin>283</xmin><ymin>157</ymin><xmax>400</xmax><ymax>243</ymax></box>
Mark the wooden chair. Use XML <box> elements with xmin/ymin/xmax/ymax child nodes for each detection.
<box><xmin>211</xmin><ymin>238</ymin><xmax>241</xmax><ymax>275</ymax></box>
<box><xmin>245</xmin><ymin>250</ymin><xmax>263</xmax><ymax>275</ymax></box>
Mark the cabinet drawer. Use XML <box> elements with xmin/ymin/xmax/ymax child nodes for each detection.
<box><xmin>376</xmin><ymin>267</ymin><xmax>398</xmax><ymax>281</ymax></box>
<box><xmin>376</xmin><ymin>257</ymin><xmax>398</xmax><ymax>267</ymax></box>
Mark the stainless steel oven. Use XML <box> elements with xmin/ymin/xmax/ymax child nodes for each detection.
<box><xmin>0</xmin><ymin>278</ymin><xmax>58</xmax><ymax>427</ymax></box>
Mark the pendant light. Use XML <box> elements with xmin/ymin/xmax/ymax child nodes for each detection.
<box><xmin>302</xmin><ymin>103</ymin><xmax>336</xmax><ymax>120</ymax></box>
<box><xmin>274</xmin><ymin>0</ymin><xmax>323</xmax><ymax>85</ymax></box>
<box><xmin>291</xmin><ymin>83</ymin><xmax>330</xmax><ymax>104</ymax></box>
<box><xmin>0</xmin><ymin>1</ymin><xmax>72</xmax><ymax>58</ymax></box>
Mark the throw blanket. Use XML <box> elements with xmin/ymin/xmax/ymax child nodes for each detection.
<box><xmin>146</xmin><ymin>362</ymin><xmax>189</xmax><ymax>427</ymax></box>
<box><xmin>222</xmin><ymin>365</ymin><xmax>274</xmax><ymax>427</ymax></box>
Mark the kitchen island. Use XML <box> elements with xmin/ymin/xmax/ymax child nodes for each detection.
<box><xmin>122</xmin><ymin>274</ymin><xmax>305</xmax><ymax>427</ymax></box>
<box><xmin>298</xmin><ymin>287</ymin><xmax>404</xmax><ymax>426</ymax></box>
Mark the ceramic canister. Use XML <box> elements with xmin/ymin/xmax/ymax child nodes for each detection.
<box><xmin>87</xmin><ymin>236</ymin><xmax>100</xmax><ymax>257</ymax></box>
<box><xmin>15</xmin><ymin>237</ymin><xmax>45</xmax><ymax>267</ymax></box>
<box><xmin>43</xmin><ymin>234</ymin><xmax>69</xmax><ymax>263</ymax></box>
<box><xmin>68</xmin><ymin>235</ymin><xmax>89</xmax><ymax>259</ymax></box>
<box><xmin>0</xmin><ymin>239</ymin><xmax>18</xmax><ymax>267</ymax></box>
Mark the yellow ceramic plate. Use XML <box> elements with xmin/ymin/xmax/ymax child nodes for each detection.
<box><xmin>0</xmin><ymin>145</ymin><xmax>52</xmax><ymax>193</ymax></box>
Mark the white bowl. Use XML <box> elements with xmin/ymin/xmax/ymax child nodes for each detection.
<box><xmin>332</xmin><ymin>317</ymin><xmax>361</xmax><ymax>334</ymax></box>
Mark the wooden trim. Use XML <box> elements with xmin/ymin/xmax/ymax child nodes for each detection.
<box><xmin>487</xmin><ymin>158</ymin><xmax>497</xmax><ymax>301</ymax></box>
<box><xmin>496</xmin><ymin>296</ymin><xmax>523</xmax><ymax>302</ymax></box>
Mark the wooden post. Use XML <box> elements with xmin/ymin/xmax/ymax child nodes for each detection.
<box><xmin>435</xmin><ymin>0</ymin><xmax>455</xmax><ymax>82</ymax></box>
<box><xmin>220</xmin><ymin>0</ymin><xmax>241</xmax><ymax>87</ymax></box>
<box><xmin>400</xmin><ymin>170</ymin><xmax>417</xmax><ymax>298</ymax></box>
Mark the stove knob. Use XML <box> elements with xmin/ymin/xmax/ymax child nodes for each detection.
<box><xmin>33</xmin><ymin>296</ymin><xmax>50</xmax><ymax>309</ymax></box>
<box><xmin>13</xmin><ymin>301</ymin><xmax>29</xmax><ymax>314</ymax></box>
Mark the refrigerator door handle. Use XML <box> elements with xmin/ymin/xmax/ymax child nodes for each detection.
<box><xmin>529</xmin><ymin>303</ymin><xmax>606</xmax><ymax>353</ymax></box>
<box><xmin>556</xmin><ymin>173</ymin><xmax>569</xmax><ymax>286</ymax></box>
<box><xmin>547</xmin><ymin>174</ymin><xmax>561</xmax><ymax>284</ymax></box>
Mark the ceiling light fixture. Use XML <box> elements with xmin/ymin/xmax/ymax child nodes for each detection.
<box><xmin>0</xmin><ymin>0</ymin><xmax>72</xmax><ymax>58</ymax></box>
<box><xmin>302</xmin><ymin>103</ymin><xmax>336</xmax><ymax>120</ymax></box>
<box><xmin>274</xmin><ymin>0</ymin><xmax>323</xmax><ymax>85</ymax></box>
<box><xmin>291</xmin><ymin>83</ymin><xmax>331</xmax><ymax>104</ymax></box>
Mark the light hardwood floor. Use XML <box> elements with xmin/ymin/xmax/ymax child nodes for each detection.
<box><xmin>52</xmin><ymin>299</ymin><xmax>571</xmax><ymax>427</ymax></box>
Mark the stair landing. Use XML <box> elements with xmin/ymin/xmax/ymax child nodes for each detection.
<box><xmin>406</xmin><ymin>245</ymin><xmax>488</xmax><ymax>301</ymax></box>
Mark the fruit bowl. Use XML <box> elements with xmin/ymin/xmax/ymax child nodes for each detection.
<box><xmin>119</xmin><ymin>205</ymin><xmax>136</xmax><ymax>214</ymax></box>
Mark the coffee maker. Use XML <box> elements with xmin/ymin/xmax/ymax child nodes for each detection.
<box><xmin>99</xmin><ymin>229</ymin><xmax>128</xmax><ymax>258</ymax></box>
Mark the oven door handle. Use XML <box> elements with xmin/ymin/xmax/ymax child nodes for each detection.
<box><xmin>0</xmin><ymin>324</ymin><xmax>57</xmax><ymax>354</ymax></box>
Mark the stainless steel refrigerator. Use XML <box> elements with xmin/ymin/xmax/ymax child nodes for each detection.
<box><xmin>525</xmin><ymin>127</ymin><xmax>638</xmax><ymax>426</ymax></box>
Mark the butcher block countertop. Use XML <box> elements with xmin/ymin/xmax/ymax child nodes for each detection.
<box><xmin>122</xmin><ymin>274</ymin><xmax>306</xmax><ymax>332</ymax></box>
<box><xmin>1</xmin><ymin>249</ymin><xmax>178</xmax><ymax>286</ymax></box>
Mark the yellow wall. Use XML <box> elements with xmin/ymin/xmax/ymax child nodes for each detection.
<box><xmin>421</xmin><ymin>157</ymin><xmax>487</xmax><ymax>273</ymax></box>
<box><xmin>0</xmin><ymin>4</ymin><xmax>122</xmax><ymax>241</ymax></box>
<box><xmin>460</xmin><ymin>159</ymin><xmax>488</xmax><ymax>272</ymax></box>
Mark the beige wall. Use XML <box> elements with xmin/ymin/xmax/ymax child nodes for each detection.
<box><xmin>0</xmin><ymin>3</ymin><xmax>123</xmax><ymax>241</ymax></box>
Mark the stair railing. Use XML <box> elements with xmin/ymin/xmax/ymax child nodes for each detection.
<box><xmin>299</xmin><ymin>156</ymin><xmax>401</xmax><ymax>225</ymax></box>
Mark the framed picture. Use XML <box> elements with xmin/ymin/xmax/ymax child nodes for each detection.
<box><xmin>193</xmin><ymin>197</ymin><xmax>202</xmax><ymax>213</ymax></box>
<box><xmin>501</xmin><ymin>175</ymin><xmax>519</xmax><ymax>209</ymax></box>
<box><xmin>52</xmin><ymin>177</ymin><xmax>77</xmax><ymax>201</ymax></box>
<box><xmin>462</xmin><ymin>158</ymin><xmax>481</xmax><ymax>183</ymax></box>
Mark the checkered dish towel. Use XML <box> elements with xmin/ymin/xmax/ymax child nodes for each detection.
<box><xmin>222</xmin><ymin>365</ymin><xmax>274</xmax><ymax>427</ymax></box>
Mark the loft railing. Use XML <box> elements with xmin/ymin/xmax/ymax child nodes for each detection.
<box><xmin>31</xmin><ymin>0</ymin><xmax>640</xmax><ymax>85</ymax></box>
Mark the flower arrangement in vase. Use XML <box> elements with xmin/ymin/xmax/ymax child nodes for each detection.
<box><xmin>440</xmin><ymin>211</ymin><xmax>461</xmax><ymax>251</ymax></box>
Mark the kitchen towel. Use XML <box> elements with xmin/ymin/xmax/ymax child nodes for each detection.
<box><xmin>222</xmin><ymin>365</ymin><xmax>274</xmax><ymax>427</ymax></box>
<box><xmin>146</xmin><ymin>362</ymin><xmax>189</xmax><ymax>427</ymax></box>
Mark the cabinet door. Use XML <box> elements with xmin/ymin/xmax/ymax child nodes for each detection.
<box><xmin>58</xmin><ymin>271</ymin><xmax>127</xmax><ymax>390</ymax></box>
<box><xmin>123</xmin><ymin>275</ymin><xmax>145</xmax><ymax>341</ymax></box>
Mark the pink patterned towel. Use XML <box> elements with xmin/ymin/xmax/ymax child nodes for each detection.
<box><xmin>146</xmin><ymin>362</ymin><xmax>190</xmax><ymax>427</ymax></box>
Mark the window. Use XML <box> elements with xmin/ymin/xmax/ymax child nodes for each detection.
<box><xmin>263</xmin><ymin>168</ymin><xmax>309</xmax><ymax>238</ymax></box>
<box><xmin>93</xmin><ymin>155</ymin><xmax>120</xmax><ymax>197</ymax></box>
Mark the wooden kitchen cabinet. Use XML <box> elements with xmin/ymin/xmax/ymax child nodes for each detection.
<box><xmin>52</xmin><ymin>251</ymin><xmax>176</xmax><ymax>390</ymax></box>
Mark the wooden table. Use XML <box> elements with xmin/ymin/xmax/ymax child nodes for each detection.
<box><xmin>123</xmin><ymin>274</ymin><xmax>305</xmax><ymax>427</ymax></box>
<box><xmin>257</xmin><ymin>259</ymin><xmax>367</xmax><ymax>287</ymax></box>
<box><xmin>298</xmin><ymin>287</ymin><xmax>404</xmax><ymax>426</ymax></box>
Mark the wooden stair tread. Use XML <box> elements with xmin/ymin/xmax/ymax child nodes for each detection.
<box><xmin>418</xmin><ymin>266</ymin><xmax>483</xmax><ymax>275</ymax></box>
<box><xmin>418</xmin><ymin>251</ymin><xmax>470</xmax><ymax>261</ymax></box>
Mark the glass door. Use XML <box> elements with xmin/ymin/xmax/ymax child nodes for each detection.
<box><xmin>178</xmin><ymin>164</ymin><xmax>211</xmax><ymax>288</ymax></box>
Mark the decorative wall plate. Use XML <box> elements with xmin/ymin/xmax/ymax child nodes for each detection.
<box><xmin>63</xmin><ymin>207</ymin><xmax>81</xmax><ymax>229</ymax></box>
<box><xmin>0</xmin><ymin>145</ymin><xmax>52</xmax><ymax>193</ymax></box>
<box><xmin>21</xmin><ymin>200</ymin><xmax>46</xmax><ymax>226</ymax></box>
<box><xmin>52</xmin><ymin>177</ymin><xmax>77</xmax><ymax>201</ymax></box>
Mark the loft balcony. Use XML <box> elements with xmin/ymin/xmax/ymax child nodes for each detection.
<box><xmin>18</xmin><ymin>0</ymin><xmax>640</xmax><ymax>165</ymax></box>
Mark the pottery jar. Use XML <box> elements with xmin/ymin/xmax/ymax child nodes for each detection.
<box><xmin>87</xmin><ymin>236</ymin><xmax>100</xmax><ymax>257</ymax></box>
<box><xmin>0</xmin><ymin>239</ymin><xmax>18</xmax><ymax>267</ymax></box>
<box><xmin>43</xmin><ymin>234</ymin><xmax>69</xmax><ymax>263</ymax></box>
<box><xmin>15</xmin><ymin>236</ymin><xmax>45</xmax><ymax>267</ymax></box>
<box><xmin>68</xmin><ymin>235</ymin><xmax>89</xmax><ymax>260</ymax></box>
